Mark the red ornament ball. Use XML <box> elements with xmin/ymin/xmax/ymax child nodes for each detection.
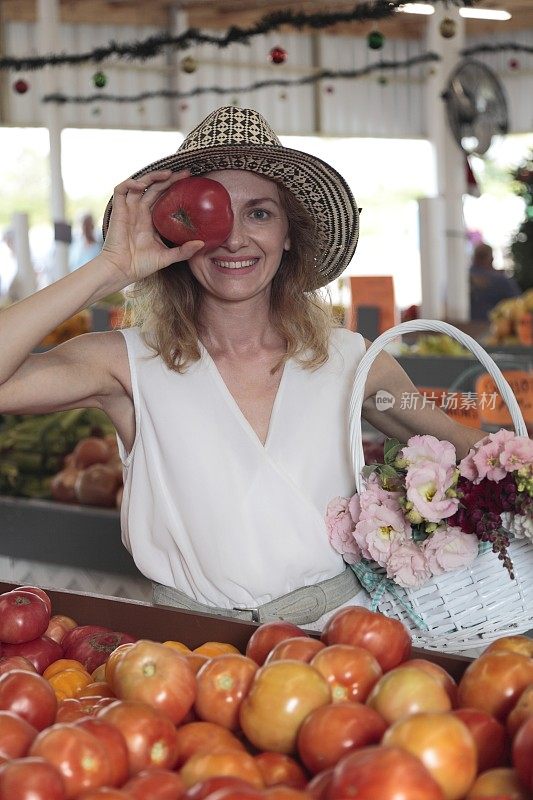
<box><xmin>508</xmin><ymin>58</ymin><xmax>520</xmax><ymax>70</ymax></box>
<box><xmin>13</xmin><ymin>79</ymin><xmax>29</xmax><ymax>94</ymax></box>
<box><xmin>269</xmin><ymin>46</ymin><xmax>287</xmax><ymax>65</ymax></box>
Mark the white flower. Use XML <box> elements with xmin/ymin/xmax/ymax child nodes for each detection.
<box><xmin>501</xmin><ymin>512</ymin><xmax>533</xmax><ymax>541</ymax></box>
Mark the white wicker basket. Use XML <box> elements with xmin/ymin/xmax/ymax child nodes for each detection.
<box><xmin>349</xmin><ymin>319</ymin><xmax>533</xmax><ymax>652</ymax></box>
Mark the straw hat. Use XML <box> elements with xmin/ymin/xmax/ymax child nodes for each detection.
<box><xmin>103</xmin><ymin>105</ymin><xmax>359</xmax><ymax>287</ymax></box>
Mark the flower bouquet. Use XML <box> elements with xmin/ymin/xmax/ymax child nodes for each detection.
<box><xmin>336</xmin><ymin>319</ymin><xmax>533</xmax><ymax>651</ymax></box>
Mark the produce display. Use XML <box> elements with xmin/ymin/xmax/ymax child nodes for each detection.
<box><xmin>39</xmin><ymin>310</ymin><xmax>92</xmax><ymax>348</ymax></box>
<box><xmin>0</xmin><ymin>409</ymin><xmax>121</xmax><ymax>506</ymax></box>
<box><xmin>152</xmin><ymin>176</ymin><xmax>234</xmax><ymax>251</ymax></box>
<box><xmin>488</xmin><ymin>289</ymin><xmax>533</xmax><ymax>346</ymax></box>
<box><xmin>0</xmin><ymin>585</ymin><xmax>533</xmax><ymax>799</ymax></box>
<box><xmin>399</xmin><ymin>335</ymin><xmax>471</xmax><ymax>358</ymax></box>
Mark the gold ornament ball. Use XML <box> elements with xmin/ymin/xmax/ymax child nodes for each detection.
<box><xmin>439</xmin><ymin>17</ymin><xmax>456</xmax><ymax>39</ymax></box>
<box><xmin>180</xmin><ymin>56</ymin><xmax>198</xmax><ymax>74</ymax></box>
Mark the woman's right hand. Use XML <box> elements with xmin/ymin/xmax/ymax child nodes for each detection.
<box><xmin>101</xmin><ymin>169</ymin><xmax>205</xmax><ymax>283</ymax></box>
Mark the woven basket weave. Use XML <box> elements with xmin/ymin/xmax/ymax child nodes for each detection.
<box><xmin>349</xmin><ymin>319</ymin><xmax>533</xmax><ymax>652</ymax></box>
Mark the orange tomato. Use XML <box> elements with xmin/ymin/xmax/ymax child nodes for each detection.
<box><xmin>43</xmin><ymin>659</ymin><xmax>88</xmax><ymax>680</ymax></box>
<box><xmin>383</xmin><ymin>712</ymin><xmax>477</xmax><ymax>800</ymax></box>
<box><xmin>91</xmin><ymin>664</ymin><xmax>108</xmax><ymax>682</ymax></box>
<box><xmin>239</xmin><ymin>661</ymin><xmax>331</xmax><ymax>754</ymax></box>
<box><xmin>184</xmin><ymin>654</ymin><xmax>210</xmax><ymax>675</ymax></box>
<box><xmin>254</xmin><ymin>752</ymin><xmax>307</xmax><ymax>789</ymax></box>
<box><xmin>163</xmin><ymin>640</ymin><xmax>192</xmax><ymax>654</ymax></box>
<box><xmin>484</xmin><ymin>636</ymin><xmax>533</xmax><ymax>659</ymax></box>
<box><xmin>194</xmin><ymin>654</ymin><xmax>258</xmax><ymax>730</ymax></box>
<box><xmin>180</xmin><ymin>748</ymin><xmax>264</xmax><ymax>790</ymax></box>
<box><xmin>194</xmin><ymin>642</ymin><xmax>241</xmax><ymax>658</ymax></box>
<box><xmin>264</xmin><ymin>637</ymin><xmax>325</xmax><ymax>665</ymax></box>
<box><xmin>507</xmin><ymin>684</ymin><xmax>533</xmax><ymax>738</ymax></box>
<box><xmin>466</xmin><ymin>767</ymin><xmax>529</xmax><ymax>799</ymax></box>
<box><xmin>47</xmin><ymin>668</ymin><xmax>92</xmax><ymax>699</ymax></box>
<box><xmin>367</xmin><ymin>666</ymin><xmax>451</xmax><ymax>725</ymax></box>
<box><xmin>76</xmin><ymin>681</ymin><xmax>115</xmax><ymax>699</ymax></box>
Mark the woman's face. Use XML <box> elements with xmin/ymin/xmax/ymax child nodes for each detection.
<box><xmin>187</xmin><ymin>170</ymin><xmax>290</xmax><ymax>304</ymax></box>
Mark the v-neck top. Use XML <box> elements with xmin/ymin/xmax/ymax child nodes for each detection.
<box><xmin>117</xmin><ymin>325</ymin><xmax>366</xmax><ymax>608</ymax></box>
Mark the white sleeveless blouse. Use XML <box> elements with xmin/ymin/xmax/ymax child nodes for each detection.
<box><xmin>117</xmin><ymin>326</ymin><xmax>366</xmax><ymax>609</ymax></box>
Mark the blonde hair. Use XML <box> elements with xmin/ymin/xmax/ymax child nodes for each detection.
<box><xmin>125</xmin><ymin>179</ymin><xmax>340</xmax><ymax>373</ymax></box>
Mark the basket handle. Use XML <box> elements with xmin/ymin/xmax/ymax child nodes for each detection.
<box><xmin>349</xmin><ymin>319</ymin><xmax>528</xmax><ymax>493</ymax></box>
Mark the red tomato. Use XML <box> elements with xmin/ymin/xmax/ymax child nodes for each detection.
<box><xmin>56</xmin><ymin>697</ymin><xmax>90</xmax><ymax>723</ymax></box>
<box><xmin>183</xmin><ymin>777</ymin><xmax>257</xmax><ymax>800</ymax></box>
<box><xmin>254</xmin><ymin>752</ymin><xmax>307</xmax><ymax>789</ymax></box>
<box><xmin>0</xmin><ymin>710</ymin><xmax>38</xmax><ymax>759</ymax></box>
<box><xmin>0</xmin><ymin>756</ymin><xmax>66</xmax><ymax>800</ymax></box>
<box><xmin>0</xmin><ymin>591</ymin><xmax>50</xmax><ymax>644</ymax></box>
<box><xmin>457</xmin><ymin>652</ymin><xmax>533</xmax><ymax>722</ymax></box>
<box><xmin>383</xmin><ymin>712</ymin><xmax>477</xmax><ymax>800</ymax></box>
<box><xmin>403</xmin><ymin>658</ymin><xmax>458</xmax><ymax>706</ymax></box>
<box><xmin>265</xmin><ymin>638</ymin><xmax>325</xmax><ymax>664</ymax></box>
<box><xmin>0</xmin><ymin>669</ymin><xmax>57</xmax><ymax>730</ymax></box>
<box><xmin>310</xmin><ymin>644</ymin><xmax>382</xmax><ymax>703</ymax></box>
<box><xmin>263</xmin><ymin>789</ymin><xmax>311</xmax><ymax>800</ymax></box>
<box><xmin>245</xmin><ymin>622</ymin><xmax>309</xmax><ymax>666</ymax></box>
<box><xmin>507</xmin><ymin>684</ymin><xmax>533</xmax><ymax>738</ymax></box>
<box><xmin>123</xmin><ymin>767</ymin><xmax>186</xmax><ymax>799</ymax></box>
<box><xmin>297</xmin><ymin>702</ymin><xmax>387</xmax><ymax>775</ymax></box>
<box><xmin>452</xmin><ymin>708</ymin><xmax>509</xmax><ymax>772</ymax></box>
<box><xmin>64</xmin><ymin>630</ymin><xmax>137</xmax><ymax>674</ymax></box>
<box><xmin>466</xmin><ymin>767</ymin><xmax>530</xmax><ymax>799</ymax></box>
<box><xmin>75</xmin><ymin>789</ymin><xmax>131</xmax><ymax>799</ymax></box>
<box><xmin>367</xmin><ymin>666</ymin><xmax>452</xmax><ymax>725</ymax></box>
<box><xmin>44</xmin><ymin>615</ymin><xmax>78</xmax><ymax>646</ymax></box>
<box><xmin>321</xmin><ymin>606</ymin><xmax>411</xmax><ymax>672</ymax></box>
<box><xmin>113</xmin><ymin>640</ymin><xmax>196</xmax><ymax>724</ymax></box>
<box><xmin>98</xmin><ymin>699</ymin><xmax>179</xmax><ymax>774</ymax></box>
<box><xmin>29</xmin><ymin>722</ymin><xmax>111</xmax><ymax>798</ymax></box>
<box><xmin>328</xmin><ymin>745</ymin><xmax>444</xmax><ymax>800</ymax></box>
<box><xmin>151</xmin><ymin>176</ymin><xmax>234</xmax><ymax>251</ymax></box>
<box><xmin>194</xmin><ymin>654</ymin><xmax>258</xmax><ymax>730</ymax></box>
<box><xmin>205</xmin><ymin>789</ymin><xmax>263</xmax><ymax>800</ymax></box>
<box><xmin>180</xmin><ymin>748</ymin><xmax>264</xmax><ymax>790</ymax></box>
<box><xmin>74</xmin><ymin>717</ymin><xmax>129</xmax><ymax>787</ymax></box>
<box><xmin>1</xmin><ymin>636</ymin><xmax>63</xmax><ymax>674</ymax></box>
<box><xmin>61</xmin><ymin>626</ymin><xmax>112</xmax><ymax>652</ymax></box>
<box><xmin>512</xmin><ymin>715</ymin><xmax>533</xmax><ymax>790</ymax></box>
<box><xmin>239</xmin><ymin>661</ymin><xmax>331</xmax><ymax>754</ymax></box>
<box><xmin>15</xmin><ymin>586</ymin><xmax>52</xmax><ymax>616</ymax></box>
<box><xmin>174</xmin><ymin>721</ymin><xmax>246</xmax><ymax>770</ymax></box>
<box><xmin>306</xmin><ymin>768</ymin><xmax>333</xmax><ymax>800</ymax></box>
<box><xmin>0</xmin><ymin>655</ymin><xmax>37</xmax><ymax>676</ymax></box>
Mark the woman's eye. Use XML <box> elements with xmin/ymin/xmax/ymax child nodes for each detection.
<box><xmin>250</xmin><ymin>208</ymin><xmax>270</xmax><ymax>220</ymax></box>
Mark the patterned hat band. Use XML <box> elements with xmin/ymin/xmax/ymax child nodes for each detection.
<box><xmin>103</xmin><ymin>106</ymin><xmax>359</xmax><ymax>287</ymax></box>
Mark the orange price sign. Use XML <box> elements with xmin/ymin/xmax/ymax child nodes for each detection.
<box><xmin>475</xmin><ymin>370</ymin><xmax>533</xmax><ymax>427</ymax></box>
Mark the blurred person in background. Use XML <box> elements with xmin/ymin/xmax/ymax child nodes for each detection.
<box><xmin>69</xmin><ymin>212</ymin><xmax>103</xmax><ymax>272</ymax></box>
<box><xmin>469</xmin><ymin>242</ymin><xmax>521</xmax><ymax>322</ymax></box>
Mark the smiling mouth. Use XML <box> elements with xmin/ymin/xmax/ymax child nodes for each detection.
<box><xmin>212</xmin><ymin>258</ymin><xmax>259</xmax><ymax>270</ymax></box>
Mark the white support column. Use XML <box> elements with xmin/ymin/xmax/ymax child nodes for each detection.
<box><xmin>11</xmin><ymin>213</ymin><xmax>37</xmax><ymax>300</ymax></box>
<box><xmin>425</xmin><ymin>6</ymin><xmax>469</xmax><ymax>322</ymax></box>
<box><xmin>418</xmin><ymin>197</ymin><xmax>446</xmax><ymax>319</ymax></box>
<box><xmin>36</xmin><ymin>0</ymin><xmax>69</xmax><ymax>280</ymax></box>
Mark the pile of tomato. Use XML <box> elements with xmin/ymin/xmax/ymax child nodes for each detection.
<box><xmin>0</xmin><ymin>585</ymin><xmax>533</xmax><ymax>800</ymax></box>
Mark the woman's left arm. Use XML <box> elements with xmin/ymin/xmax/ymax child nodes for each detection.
<box><xmin>362</xmin><ymin>339</ymin><xmax>487</xmax><ymax>460</ymax></box>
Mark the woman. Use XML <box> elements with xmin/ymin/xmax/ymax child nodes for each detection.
<box><xmin>0</xmin><ymin>106</ymin><xmax>484</xmax><ymax>627</ymax></box>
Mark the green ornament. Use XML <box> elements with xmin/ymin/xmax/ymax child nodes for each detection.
<box><xmin>378</xmin><ymin>75</ymin><xmax>388</xmax><ymax>86</ymax></box>
<box><xmin>93</xmin><ymin>71</ymin><xmax>107</xmax><ymax>89</ymax></box>
<box><xmin>439</xmin><ymin>17</ymin><xmax>456</xmax><ymax>39</ymax></box>
<box><xmin>180</xmin><ymin>56</ymin><xmax>198</xmax><ymax>74</ymax></box>
<box><xmin>367</xmin><ymin>30</ymin><xmax>385</xmax><ymax>50</ymax></box>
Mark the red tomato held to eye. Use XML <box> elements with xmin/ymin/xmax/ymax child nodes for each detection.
<box><xmin>0</xmin><ymin>756</ymin><xmax>66</xmax><ymax>800</ymax></box>
<box><xmin>0</xmin><ymin>590</ymin><xmax>50</xmax><ymax>644</ymax></box>
<box><xmin>152</xmin><ymin>176</ymin><xmax>234</xmax><ymax>251</ymax></box>
<box><xmin>322</xmin><ymin>606</ymin><xmax>411</xmax><ymax>672</ymax></box>
<box><xmin>328</xmin><ymin>745</ymin><xmax>444</xmax><ymax>800</ymax></box>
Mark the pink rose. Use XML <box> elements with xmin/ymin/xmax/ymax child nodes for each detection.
<box><xmin>500</xmin><ymin>437</ymin><xmax>533</xmax><ymax>473</ymax></box>
<box><xmin>348</xmin><ymin>493</ymin><xmax>361</xmax><ymax>525</ymax></box>
<box><xmin>386</xmin><ymin>541</ymin><xmax>432</xmax><ymax>589</ymax></box>
<box><xmin>402</xmin><ymin>435</ymin><xmax>457</xmax><ymax>470</ymax></box>
<box><xmin>354</xmin><ymin>502</ymin><xmax>410</xmax><ymax>567</ymax></box>
<box><xmin>405</xmin><ymin>463</ymin><xmax>459</xmax><ymax>523</ymax></box>
<box><xmin>360</xmin><ymin>472</ymin><xmax>403</xmax><ymax>514</ymax></box>
<box><xmin>422</xmin><ymin>525</ymin><xmax>479</xmax><ymax>576</ymax></box>
<box><xmin>325</xmin><ymin>496</ymin><xmax>361</xmax><ymax>564</ymax></box>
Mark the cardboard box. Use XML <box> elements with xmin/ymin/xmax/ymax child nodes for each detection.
<box><xmin>0</xmin><ymin>582</ymin><xmax>473</xmax><ymax>680</ymax></box>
